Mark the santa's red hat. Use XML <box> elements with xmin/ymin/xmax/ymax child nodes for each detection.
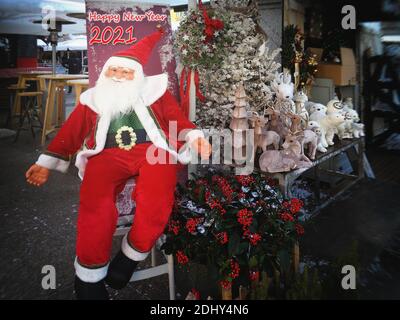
<box><xmin>103</xmin><ymin>27</ymin><xmax>164</xmax><ymax>72</ymax></box>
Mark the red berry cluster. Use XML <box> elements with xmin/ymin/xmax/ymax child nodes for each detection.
<box><xmin>213</xmin><ymin>175</ymin><xmax>234</xmax><ymax>202</ymax></box>
<box><xmin>186</xmin><ymin>218</ymin><xmax>202</xmax><ymax>233</ymax></box>
<box><xmin>220</xmin><ymin>279</ymin><xmax>232</xmax><ymax>289</ymax></box>
<box><xmin>283</xmin><ymin>198</ymin><xmax>304</xmax><ymax>214</ymax></box>
<box><xmin>280</xmin><ymin>212</ymin><xmax>295</xmax><ymax>222</ymax></box>
<box><xmin>216</xmin><ymin>231</ymin><xmax>228</xmax><ymax>245</ymax></box>
<box><xmin>235</xmin><ymin>175</ymin><xmax>255</xmax><ymax>187</ymax></box>
<box><xmin>205</xmin><ymin>190</ymin><xmax>226</xmax><ymax>215</ymax></box>
<box><xmin>237</xmin><ymin>208</ymin><xmax>253</xmax><ymax>227</ymax></box>
<box><xmin>176</xmin><ymin>251</ymin><xmax>189</xmax><ymax>265</ymax></box>
<box><xmin>242</xmin><ymin>229</ymin><xmax>262</xmax><ymax>245</ymax></box>
<box><xmin>249</xmin><ymin>270</ymin><xmax>260</xmax><ymax>281</ymax></box>
<box><xmin>168</xmin><ymin>220</ymin><xmax>180</xmax><ymax>236</ymax></box>
<box><xmin>238</xmin><ymin>192</ymin><xmax>246</xmax><ymax>199</ymax></box>
<box><xmin>248</xmin><ymin>233</ymin><xmax>262</xmax><ymax>246</ymax></box>
<box><xmin>229</xmin><ymin>259</ymin><xmax>240</xmax><ymax>279</ymax></box>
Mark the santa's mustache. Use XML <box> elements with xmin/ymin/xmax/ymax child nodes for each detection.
<box><xmin>110</xmin><ymin>77</ymin><xmax>127</xmax><ymax>82</ymax></box>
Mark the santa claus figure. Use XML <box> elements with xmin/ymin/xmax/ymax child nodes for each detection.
<box><xmin>25</xmin><ymin>29</ymin><xmax>211</xmax><ymax>299</ymax></box>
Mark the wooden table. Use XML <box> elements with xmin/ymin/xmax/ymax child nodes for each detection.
<box><xmin>38</xmin><ymin>74</ymin><xmax>88</xmax><ymax>146</ymax></box>
<box><xmin>66</xmin><ymin>79</ymin><xmax>90</xmax><ymax>105</ymax></box>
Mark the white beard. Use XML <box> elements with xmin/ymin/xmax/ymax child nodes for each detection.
<box><xmin>93</xmin><ymin>73</ymin><xmax>145</xmax><ymax>119</ymax></box>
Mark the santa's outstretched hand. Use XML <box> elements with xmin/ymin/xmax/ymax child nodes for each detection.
<box><xmin>192</xmin><ymin>137</ymin><xmax>212</xmax><ymax>160</ymax></box>
<box><xmin>26</xmin><ymin>164</ymin><xmax>49</xmax><ymax>187</ymax></box>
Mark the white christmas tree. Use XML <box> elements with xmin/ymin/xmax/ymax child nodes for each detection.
<box><xmin>195</xmin><ymin>1</ymin><xmax>281</xmax><ymax>129</ymax></box>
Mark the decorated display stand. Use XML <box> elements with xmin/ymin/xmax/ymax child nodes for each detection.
<box><xmin>230</xmin><ymin>137</ymin><xmax>367</xmax><ymax>212</ymax></box>
<box><xmin>161</xmin><ymin>1</ymin><xmax>373</xmax><ymax>300</ymax></box>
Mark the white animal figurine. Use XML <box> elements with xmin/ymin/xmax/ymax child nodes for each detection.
<box><xmin>309</xmin><ymin>104</ymin><xmax>327</xmax><ymax>122</ymax></box>
<box><xmin>301</xmin><ymin>129</ymin><xmax>319</xmax><ymax>160</ymax></box>
<box><xmin>326</xmin><ymin>98</ymin><xmax>345</xmax><ymax>115</ymax></box>
<box><xmin>318</xmin><ymin>113</ymin><xmax>346</xmax><ymax>147</ymax></box>
<box><xmin>306</xmin><ymin>120</ymin><xmax>320</xmax><ymax>130</ymax></box>
<box><xmin>309</xmin><ymin>103</ymin><xmax>327</xmax><ymax>115</ymax></box>
<box><xmin>337</xmin><ymin>109</ymin><xmax>360</xmax><ymax>139</ymax></box>
<box><xmin>351</xmin><ymin>122</ymin><xmax>365</xmax><ymax>138</ymax></box>
<box><xmin>313</xmin><ymin>126</ymin><xmax>327</xmax><ymax>153</ymax></box>
<box><xmin>304</xmin><ymin>101</ymin><xmax>316</xmax><ymax>114</ymax></box>
<box><xmin>293</xmin><ymin>89</ymin><xmax>309</xmax><ymax>126</ymax></box>
<box><xmin>271</xmin><ymin>71</ymin><xmax>296</xmax><ymax>113</ymax></box>
<box><xmin>306</xmin><ymin>121</ymin><xmax>327</xmax><ymax>153</ymax></box>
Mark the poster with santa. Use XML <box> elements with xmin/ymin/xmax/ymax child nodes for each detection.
<box><xmin>85</xmin><ymin>0</ymin><xmax>179</xmax><ymax>96</ymax></box>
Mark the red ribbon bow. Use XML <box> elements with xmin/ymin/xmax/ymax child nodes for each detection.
<box><xmin>199</xmin><ymin>0</ymin><xmax>224</xmax><ymax>42</ymax></box>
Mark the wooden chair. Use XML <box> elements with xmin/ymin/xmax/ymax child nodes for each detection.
<box><xmin>114</xmin><ymin>179</ymin><xmax>176</xmax><ymax>300</ymax></box>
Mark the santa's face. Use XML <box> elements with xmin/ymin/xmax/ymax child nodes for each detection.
<box><xmin>104</xmin><ymin>65</ymin><xmax>135</xmax><ymax>82</ymax></box>
<box><xmin>93</xmin><ymin>63</ymin><xmax>145</xmax><ymax>119</ymax></box>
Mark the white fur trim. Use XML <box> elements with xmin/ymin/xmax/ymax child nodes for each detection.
<box><xmin>74</xmin><ymin>257</ymin><xmax>109</xmax><ymax>283</ymax></box>
<box><xmin>75</xmin><ymin>113</ymin><xmax>110</xmax><ymax>180</ymax></box>
<box><xmin>36</xmin><ymin>154</ymin><xmax>69</xmax><ymax>173</ymax></box>
<box><xmin>79</xmin><ymin>88</ymin><xmax>97</xmax><ymax>112</ymax></box>
<box><xmin>121</xmin><ymin>234</ymin><xmax>149</xmax><ymax>261</ymax></box>
<box><xmin>140</xmin><ymin>73</ymin><xmax>168</xmax><ymax>106</ymax></box>
<box><xmin>134</xmin><ymin>97</ymin><xmax>196</xmax><ymax>164</ymax></box>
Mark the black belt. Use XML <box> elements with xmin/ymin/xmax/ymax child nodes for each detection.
<box><xmin>104</xmin><ymin>128</ymin><xmax>150</xmax><ymax>150</ymax></box>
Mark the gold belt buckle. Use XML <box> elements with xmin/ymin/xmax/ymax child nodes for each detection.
<box><xmin>115</xmin><ymin>126</ymin><xmax>137</xmax><ymax>150</ymax></box>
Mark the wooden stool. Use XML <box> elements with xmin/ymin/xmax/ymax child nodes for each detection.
<box><xmin>66</xmin><ymin>79</ymin><xmax>89</xmax><ymax>105</ymax></box>
<box><xmin>38</xmin><ymin>74</ymin><xmax>88</xmax><ymax>146</ymax></box>
<box><xmin>14</xmin><ymin>91</ymin><xmax>44</xmax><ymax>142</ymax></box>
<box><xmin>6</xmin><ymin>84</ymin><xmax>30</xmax><ymax>127</ymax></box>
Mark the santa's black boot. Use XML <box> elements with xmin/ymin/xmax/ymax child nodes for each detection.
<box><xmin>105</xmin><ymin>250</ymin><xmax>139</xmax><ymax>290</ymax></box>
<box><xmin>74</xmin><ymin>276</ymin><xmax>109</xmax><ymax>300</ymax></box>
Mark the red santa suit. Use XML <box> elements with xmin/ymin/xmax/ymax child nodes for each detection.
<box><xmin>35</xmin><ymin>31</ymin><xmax>204</xmax><ymax>283</ymax></box>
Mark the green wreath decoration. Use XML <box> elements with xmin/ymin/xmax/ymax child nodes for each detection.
<box><xmin>174</xmin><ymin>8</ymin><xmax>232</xmax><ymax>69</ymax></box>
